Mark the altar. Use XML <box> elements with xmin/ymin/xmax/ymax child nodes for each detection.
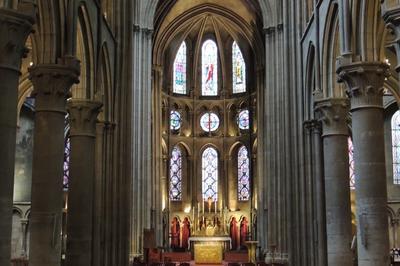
<box><xmin>188</xmin><ymin>236</ymin><xmax>232</xmax><ymax>249</ymax></box>
<box><xmin>189</xmin><ymin>236</ymin><xmax>232</xmax><ymax>264</ymax></box>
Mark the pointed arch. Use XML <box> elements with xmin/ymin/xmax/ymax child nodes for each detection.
<box><xmin>202</xmin><ymin>39</ymin><xmax>218</xmax><ymax>96</ymax></box>
<box><xmin>232</xmin><ymin>41</ymin><xmax>246</xmax><ymax>94</ymax></box>
<box><xmin>173</xmin><ymin>41</ymin><xmax>187</xmax><ymax>94</ymax></box>
<box><xmin>238</xmin><ymin>145</ymin><xmax>250</xmax><ymax>201</ymax></box>
<box><xmin>170</xmin><ymin>146</ymin><xmax>183</xmax><ymax>201</ymax></box>
<box><xmin>202</xmin><ymin>146</ymin><xmax>219</xmax><ymax>200</ymax></box>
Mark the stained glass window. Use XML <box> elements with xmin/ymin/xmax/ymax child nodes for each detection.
<box><xmin>200</xmin><ymin>112</ymin><xmax>220</xmax><ymax>132</ymax></box>
<box><xmin>170</xmin><ymin>111</ymin><xmax>182</xmax><ymax>130</ymax></box>
<box><xmin>63</xmin><ymin>130</ymin><xmax>70</xmax><ymax>189</ymax></box>
<box><xmin>232</xmin><ymin>41</ymin><xmax>246</xmax><ymax>93</ymax></box>
<box><xmin>348</xmin><ymin>137</ymin><xmax>355</xmax><ymax>190</ymax></box>
<box><xmin>202</xmin><ymin>147</ymin><xmax>218</xmax><ymax>200</ymax></box>
<box><xmin>392</xmin><ymin>110</ymin><xmax>400</xmax><ymax>184</ymax></box>
<box><xmin>173</xmin><ymin>42</ymin><xmax>187</xmax><ymax>94</ymax></box>
<box><xmin>170</xmin><ymin>147</ymin><xmax>183</xmax><ymax>200</ymax></box>
<box><xmin>238</xmin><ymin>145</ymin><xmax>250</xmax><ymax>201</ymax></box>
<box><xmin>202</xmin><ymin>40</ymin><xmax>218</xmax><ymax>96</ymax></box>
<box><xmin>237</xmin><ymin>110</ymin><xmax>250</xmax><ymax>130</ymax></box>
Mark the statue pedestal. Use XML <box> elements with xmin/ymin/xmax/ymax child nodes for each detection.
<box><xmin>245</xmin><ymin>241</ymin><xmax>258</xmax><ymax>263</ymax></box>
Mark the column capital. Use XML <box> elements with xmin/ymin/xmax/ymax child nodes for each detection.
<box><xmin>67</xmin><ymin>99</ymin><xmax>103</xmax><ymax>138</ymax></box>
<box><xmin>337</xmin><ymin>61</ymin><xmax>389</xmax><ymax>111</ymax></box>
<box><xmin>0</xmin><ymin>7</ymin><xmax>34</xmax><ymax>72</ymax></box>
<box><xmin>315</xmin><ymin>98</ymin><xmax>350</xmax><ymax>137</ymax></box>
<box><xmin>303</xmin><ymin>119</ymin><xmax>322</xmax><ymax>134</ymax></box>
<box><xmin>29</xmin><ymin>57</ymin><xmax>80</xmax><ymax>113</ymax></box>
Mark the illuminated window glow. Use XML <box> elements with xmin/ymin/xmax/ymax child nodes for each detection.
<box><xmin>202</xmin><ymin>40</ymin><xmax>218</xmax><ymax>96</ymax></box>
<box><xmin>202</xmin><ymin>147</ymin><xmax>218</xmax><ymax>200</ymax></box>
<box><xmin>232</xmin><ymin>42</ymin><xmax>246</xmax><ymax>93</ymax></box>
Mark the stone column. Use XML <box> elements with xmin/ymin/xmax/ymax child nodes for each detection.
<box><xmin>315</xmin><ymin>98</ymin><xmax>352</xmax><ymax>266</ymax></box>
<box><xmin>20</xmin><ymin>218</ymin><xmax>28</xmax><ymax>258</ymax></box>
<box><xmin>337</xmin><ymin>62</ymin><xmax>390</xmax><ymax>265</ymax></box>
<box><xmin>28</xmin><ymin>58</ymin><xmax>80</xmax><ymax>266</ymax></box>
<box><xmin>0</xmin><ymin>7</ymin><xmax>33</xmax><ymax>265</ymax></box>
<box><xmin>305</xmin><ymin>119</ymin><xmax>327</xmax><ymax>266</ymax></box>
<box><xmin>66</xmin><ymin>99</ymin><xmax>102</xmax><ymax>266</ymax></box>
<box><xmin>92</xmin><ymin>121</ymin><xmax>106</xmax><ymax>266</ymax></box>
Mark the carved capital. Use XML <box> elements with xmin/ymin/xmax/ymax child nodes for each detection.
<box><xmin>303</xmin><ymin>119</ymin><xmax>322</xmax><ymax>135</ymax></box>
<box><xmin>29</xmin><ymin>58</ymin><xmax>80</xmax><ymax>113</ymax></box>
<box><xmin>67</xmin><ymin>99</ymin><xmax>103</xmax><ymax>137</ymax></box>
<box><xmin>337</xmin><ymin>62</ymin><xmax>389</xmax><ymax>111</ymax></box>
<box><xmin>315</xmin><ymin>98</ymin><xmax>350</xmax><ymax>137</ymax></box>
<box><xmin>0</xmin><ymin>8</ymin><xmax>34</xmax><ymax>72</ymax></box>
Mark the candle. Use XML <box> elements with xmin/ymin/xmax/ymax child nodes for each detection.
<box><xmin>214</xmin><ymin>199</ymin><xmax>217</xmax><ymax>214</ymax></box>
<box><xmin>202</xmin><ymin>199</ymin><xmax>205</xmax><ymax>215</ymax></box>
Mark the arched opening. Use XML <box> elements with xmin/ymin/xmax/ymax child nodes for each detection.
<box><xmin>152</xmin><ymin>0</ymin><xmax>264</xmax><ymax>252</ymax></box>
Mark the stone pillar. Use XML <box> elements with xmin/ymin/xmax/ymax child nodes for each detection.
<box><xmin>28</xmin><ymin>58</ymin><xmax>80</xmax><ymax>266</ymax></box>
<box><xmin>305</xmin><ymin>119</ymin><xmax>327</xmax><ymax>266</ymax></box>
<box><xmin>337</xmin><ymin>62</ymin><xmax>390</xmax><ymax>265</ymax></box>
<box><xmin>92</xmin><ymin>121</ymin><xmax>106</xmax><ymax>266</ymax></box>
<box><xmin>315</xmin><ymin>98</ymin><xmax>352</xmax><ymax>266</ymax></box>
<box><xmin>0</xmin><ymin>7</ymin><xmax>33</xmax><ymax>265</ymax></box>
<box><xmin>66</xmin><ymin>99</ymin><xmax>102</xmax><ymax>266</ymax></box>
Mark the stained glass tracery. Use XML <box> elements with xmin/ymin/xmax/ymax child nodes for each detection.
<box><xmin>170</xmin><ymin>147</ymin><xmax>183</xmax><ymax>200</ymax></box>
<box><xmin>63</xmin><ymin>131</ymin><xmax>70</xmax><ymax>189</ymax></box>
<box><xmin>200</xmin><ymin>112</ymin><xmax>220</xmax><ymax>132</ymax></box>
<box><xmin>170</xmin><ymin>110</ymin><xmax>182</xmax><ymax>130</ymax></box>
<box><xmin>232</xmin><ymin>42</ymin><xmax>246</xmax><ymax>93</ymax></box>
<box><xmin>173</xmin><ymin>42</ymin><xmax>187</xmax><ymax>94</ymax></box>
<box><xmin>348</xmin><ymin>137</ymin><xmax>355</xmax><ymax>190</ymax></box>
<box><xmin>392</xmin><ymin>110</ymin><xmax>400</xmax><ymax>185</ymax></box>
<box><xmin>238</xmin><ymin>145</ymin><xmax>250</xmax><ymax>201</ymax></box>
<box><xmin>202</xmin><ymin>40</ymin><xmax>218</xmax><ymax>96</ymax></box>
<box><xmin>202</xmin><ymin>147</ymin><xmax>218</xmax><ymax>200</ymax></box>
<box><xmin>237</xmin><ymin>110</ymin><xmax>250</xmax><ymax>130</ymax></box>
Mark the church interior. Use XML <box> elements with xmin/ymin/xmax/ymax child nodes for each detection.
<box><xmin>2</xmin><ymin>0</ymin><xmax>400</xmax><ymax>266</ymax></box>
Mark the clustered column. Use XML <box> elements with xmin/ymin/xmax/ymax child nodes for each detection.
<box><xmin>28</xmin><ymin>57</ymin><xmax>80</xmax><ymax>266</ymax></box>
<box><xmin>66</xmin><ymin>99</ymin><xmax>102</xmax><ymax>266</ymax></box>
<box><xmin>337</xmin><ymin>62</ymin><xmax>390</xmax><ymax>265</ymax></box>
<box><xmin>305</xmin><ymin>119</ymin><xmax>327</xmax><ymax>266</ymax></box>
<box><xmin>0</xmin><ymin>6</ymin><xmax>34</xmax><ymax>265</ymax></box>
<box><xmin>315</xmin><ymin>98</ymin><xmax>353</xmax><ymax>266</ymax></box>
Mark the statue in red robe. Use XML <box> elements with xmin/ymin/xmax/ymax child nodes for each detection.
<box><xmin>240</xmin><ymin>216</ymin><xmax>249</xmax><ymax>248</ymax></box>
<box><xmin>170</xmin><ymin>217</ymin><xmax>180</xmax><ymax>248</ymax></box>
<box><xmin>181</xmin><ymin>217</ymin><xmax>191</xmax><ymax>249</ymax></box>
<box><xmin>230</xmin><ymin>217</ymin><xmax>239</xmax><ymax>250</ymax></box>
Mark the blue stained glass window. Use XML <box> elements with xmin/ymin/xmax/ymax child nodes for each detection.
<box><xmin>392</xmin><ymin>110</ymin><xmax>400</xmax><ymax>185</ymax></box>
<box><xmin>232</xmin><ymin>42</ymin><xmax>246</xmax><ymax>93</ymax></box>
<box><xmin>348</xmin><ymin>137</ymin><xmax>355</xmax><ymax>190</ymax></box>
<box><xmin>173</xmin><ymin>42</ymin><xmax>187</xmax><ymax>94</ymax></box>
<box><xmin>63</xmin><ymin>131</ymin><xmax>70</xmax><ymax>189</ymax></box>
<box><xmin>237</xmin><ymin>110</ymin><xmax>250</xmax><ymax>130</ymax></box>
<box><xmin>200</xmin><ymin>112</ymin><xmax>220</xmax><ymax>132</ymax></box>
<box><xmin>202</xmin><ymin>147</ymin><xmax>218</xmax><ymax>200</ymax></box>
<box><xmin>170</xmin><ymin>111</ymin><xmax>182</xmax><ymax>130</ymax></box>
<box><xmin>202</xmin><ymin>40</ymin><xmax>218</xmax><ymax>96</ymax></box>
<box><xmin>238</xmin><ymin>145</ymin><xmax>250</xmax><ymax>201</ymax></box>
<box><xmin>170</xmin><ymin>147</ymin><xmax>183</xmax><ymax>200</ymax></box>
